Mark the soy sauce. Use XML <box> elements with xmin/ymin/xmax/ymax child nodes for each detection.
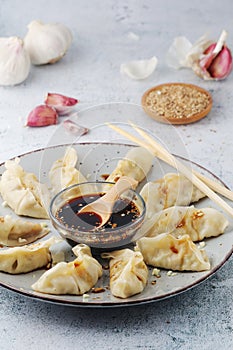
<box><xmin>56</xmin><ymin>193</ymin><xmax>140</xmax><ymax>231</ymax></box>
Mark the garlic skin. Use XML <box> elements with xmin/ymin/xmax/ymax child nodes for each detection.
<box><xmin>63</xmin><ymin>119</ymin><xmax>89</xmax><ymax>136</ymax></box>
<box><xmin>166</xmin><ymin>34</ymin><xmax>211</xmax><ymax>70</ymax></box>
<box><xmin>185</xmin><ymin>35</ymin><xmax>212</xmax><ymax>67</ymax></box>
<box><xmin>166</xmin><ymin>36</ymin><xmax>193</xmax><ymax>69</ymax></box>
<box><xmin>120</xmin><ymin>56</ymin><xmax>158</xmax><ymax>80</ymax></box>
<box><xmin>26</xmin><ymin>105</ymin><xmax>58</xmax><ymax>127</ymax></box>
<box><xmin>24</xmin><ymin>20</ymin><xmax>73</xmax><ymax>65</ymax></box>
<box><xmin>0</xmin><ymin>37</ymin><xmax>30</xmax><ymax>86</ymax></box>
<box><xmin>45</xmin><ymin>93</ymin><xmax>78</xmax><ymax>115</ymax></box>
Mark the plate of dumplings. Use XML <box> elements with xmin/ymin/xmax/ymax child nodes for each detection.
<box><xmin>0</xmin><ymin>142</ymin><xmax>232</xmax><ymax>307</ymax></box>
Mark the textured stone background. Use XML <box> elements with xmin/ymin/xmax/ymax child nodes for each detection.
<box><xmin>0</xmin><ymin>1</ymin><xmax>233</xmax><ymax>349</ymax></box>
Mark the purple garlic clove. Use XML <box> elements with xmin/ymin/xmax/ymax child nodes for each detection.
<box><xmin>197</xmin><ymin>30</ymin><xmax>232</xmax><ymax>80</ymax></box>
<box><xmin>26</xmin><ymin>105</ymin><xmax>58</xmax><ymax>127</ymax></box>
<box><xmin>45</xmin><ymin>93</ymin><xmax>78</xmax><ymax>115</ymax></box>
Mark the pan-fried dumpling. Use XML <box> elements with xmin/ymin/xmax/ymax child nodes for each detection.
<box><xmin>32</xmin><ymin>244</ymin><xmax>102</xmax><ymax>295</ymax></box>
<box><xmin>0</xmin><ymin>215</ymin><xmax>49</xmax><ymax>246</ymax></box>
<box><xmin>101</xmin><ymin>249</ymin><xmax>148</xmax><ymax>299</ymax></box>
<box><xmin>106</xmin><ymin>147</ymin><xmax>153</xmax><ymax>185</ymax></box>
<box><xmin>49</xmin><ymin>147</ymin><xmax>87</xmax><ymax>194</ymax></box>
<box><xmin>135</xmin><ymin>233</ymin><xmax>210</xmax><ymax>271</ymax></box>
<box><xmin>0</xmin><ymin>237</ymin><xmax>59</xmax><ymax>274</ymax></box>
<box><xmin>140</xmin><ymin>173</ymin><xmax>205</xmax><ymax>218</ymax></box>
<box><xmin>141</xmin><ymin>206</ymin><xmax>228</xmax><ymax>241</ymax></box>
<box><xmin>0</xmin><ymin>158</ymin><xmax>49</xmax><ymax>218</ymax></box>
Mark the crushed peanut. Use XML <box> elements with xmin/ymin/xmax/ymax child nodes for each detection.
<box><xmin>167</xmin><ymin>270</ymin><xmax>178</xmax><ymax>277</ymax></box>
<box><xmin>152</xmin><ymin>268</ymin><xmax>161</xmax><ymax>277</ymax></box>
<box><xmin>198</xmin><ymin>241</ymin><xmax>206</xmax><ymax>249</ymax></box>
<box><xmin>82</xmin><ymin>294</ymin><xmax>90</xmax><ymax>301</ymax></box>
<box><xmin>18</xmin><ymin>237</ymin><xmax>27</xmax><ymax>243</ymax></box>
<box><xmin>192</xmin><ymin>210</ymin><xmax>205</xmax><ymax>220</ymax></box>
<box><xmin>145</xmin><ymin>84</ymin><xmax>211</xmax><ymax>120</ymax></box>
<box><xmin>91</xmin><ymin>287</ymin><xmax>106</xmax><ymax>293</ymax></box>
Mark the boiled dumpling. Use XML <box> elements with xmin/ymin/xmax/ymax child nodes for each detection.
<box><xmin>140</xmin><ymin>173</ymin><xmax>205</xmax><ymax>218</ymax></box>
<box><xmin>0</xmin><ymin>215</ymin><xmax>49</xmax><ymax>246</ymax></box>
<box><xmin>101</xmin><ymin>249</ymin><xmax>148</xmax><ymax>298</ymax></box>
<box><xmin>0</xmin><ymin>237</ymin><xmax>59</xmax><ymax>274</ymax></box>
<box><xmin>135</xmin><ymin>233</ymin><xmax>210</xmax><ymax>271</ymax></box>
<box><xmin>0</xmin><ymin>158</ymin><xmax>49</xmax><ymax>218</ymax></box>
<box><xmin>141</xmin><ymin>206</ymin><xmax>228</xmax><ymax>241</ymax></box>
<box><xmin>106</xmin><ymin>147</ymin><xmax>153</xmax><ymax>185</ymax></box>
<box><xmin>49</xmin><ymin>147</ymin><xmax>87</xmax><ymax>194</ymax></box>
<box><xmin>32</xmin><ymin>244</ymin><xmax>102</xmax><ymax>295</ymax></box>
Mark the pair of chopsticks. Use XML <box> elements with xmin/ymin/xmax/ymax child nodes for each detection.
<box><xmin>108</xmin><ymin>122</ymin><xmax>233</xmax><ymax>218</ymax></box>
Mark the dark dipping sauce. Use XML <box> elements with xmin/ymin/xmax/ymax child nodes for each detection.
<box><xmin>56</xmin><ymin>193</ymin><xmax>140</xmax><ymax>232</ymax></box>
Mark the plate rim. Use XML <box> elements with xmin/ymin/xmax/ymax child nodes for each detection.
<box><xmin>0</xmin><ymin>141</ymin><xmax>232</xmax><ymax>308</ymax></box>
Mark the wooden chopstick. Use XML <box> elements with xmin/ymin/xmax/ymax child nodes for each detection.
<box><xmin>130</xmin><ymin>122</ymin><xmax>233</xmax><ymax>201</ymax></box>
<box><xmin>107</xmin><ymin>122</ymin><xmax>233</xmax><ymax>199</ymax></box>
<box><xmin>108</xmin><ymin>123</ymin><xmax>233</xmax><ymax>218</ymax></box>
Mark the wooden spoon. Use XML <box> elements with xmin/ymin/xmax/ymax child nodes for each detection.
<box><xmin>78</xmin><ymin>176</ymin><xmax>138</xmax><ymax>228</ymax></box>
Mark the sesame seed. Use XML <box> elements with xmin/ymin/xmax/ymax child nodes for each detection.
<box><xmin>145</xmin><ymin>84</ymin><xmax>211</xmax><ymax>120</ymax></box>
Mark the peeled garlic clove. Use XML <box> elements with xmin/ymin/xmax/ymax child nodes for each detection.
<box><xmin>0</xmin><ymin>37</ymin><xmax>30</xmax><ymax>86</ymax></box>
<box><xmin>207</xmin><ymin>46</ymin><xmax>232</xmax><ymax>79</ymax></box>
<box><xmin>120</xmin><ymin>56</ymin><xmax>158</xmax><ymax>80</ymax></box>
<box><xmin>194</xmin><ymin>30</ymin><xmax>232</xmax><ymax>80</ymax></box>
<box><xmin>45</xmin><ymin>93</ymin><xmax>78</xmax><ymax>115</ymax></box>
<box><xmin>24</xmin><ymin>20</ymin><xmax>73</xmax><ymax>65</ymax></box>
<box><xmin>26</xmin><ymin>105</ymin><xmax>58</xmax><ymax>127</ymax></box>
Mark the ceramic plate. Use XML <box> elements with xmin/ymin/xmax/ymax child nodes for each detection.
<box><xmin>0</xmin><ymin>143</ymin><xmax>232</xmax><ymax>307</ymax></box>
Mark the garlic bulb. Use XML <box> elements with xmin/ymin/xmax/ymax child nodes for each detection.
<box><xmin>0</xmin><ymin>37</ymin><xmax>30</xmax><ymax>86</ymax></box>
<box><xmin>24</xmin><ymin>20</ymin><xmax>73</xmax><ymax>65</ymax></box>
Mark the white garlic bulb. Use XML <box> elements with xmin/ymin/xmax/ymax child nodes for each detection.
<box><xmin>0</xmin><ymin>37</ymin><xmax>30</xmax><ymax>86</ymax></box>
<box><xmin>24</xmin><ymin>20</ymin><xmax>73</xmax><ymax>65</ymax></box>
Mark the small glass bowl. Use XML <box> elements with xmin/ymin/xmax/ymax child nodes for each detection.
<box><xmin>49</xmin><ymin>181</ymin><xmax>146</xmax><ymax>249</ymax></box>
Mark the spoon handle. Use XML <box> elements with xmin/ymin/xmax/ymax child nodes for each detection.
<box><xmin>102</xmin><ymin>176</ymin><xmax>138</xmax><ymax>204</ymax></box>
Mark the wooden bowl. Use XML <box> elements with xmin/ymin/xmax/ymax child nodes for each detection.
<box><xmin>141</xmin><ymin>82</ymin><xmax>213</xmax><ymax>125</ymax></box>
